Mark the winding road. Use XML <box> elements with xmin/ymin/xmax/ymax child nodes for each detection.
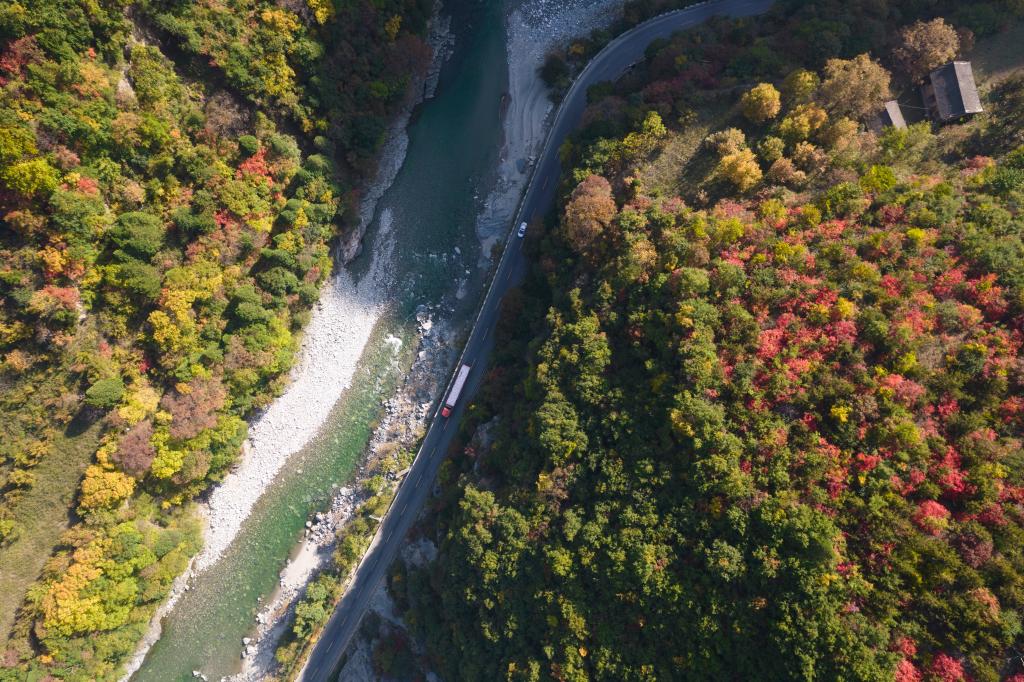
<box><xmin>299</xmin><ymin>0</ymin><xmax>773</xmax><ymax>678</ymax></box>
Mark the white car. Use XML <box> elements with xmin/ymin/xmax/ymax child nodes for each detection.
<box><xmin>517</xmin><ymin>221</ymin><xmax>527</xmax><ymax>238</ymax></box>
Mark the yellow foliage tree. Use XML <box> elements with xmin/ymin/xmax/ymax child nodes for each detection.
<box><xmin>118</xmin><ymin>380</ymin><xmax>160</xmax><ymax>425</ymax></box>
<box><xmin>717</xmin><ymin>148</ymin><xmax>762</xmax><ymax>192</ymax></box>
<box><xmin>260</xmin><ymin>7</ymin><xmax>300</xmax><ymax>33</ymax></box>
<box><xmin>149</xmin><ymin>309</ymin><xmax>194</xmax><ymax>356</ymax></box>
<box><xmin>385</xmin><ymin>14</ymin><xmax>402</xmax><ymax>41</ymax></box>
<box><xmin>149</xmin><ymin>426</ymin><xmax>186</xmax><ymax>479</ymax></box>
<box><xmin>778</xmin><ymin>103</ymin><xmax>828</xmax><ymax>144</ymax></box>
<box><xmin>79</xmin><ymin>465</ymin><xmax>135</xmax><ymax>510</ymax></box>
<box><xmin>307</xmin><ymin>0</ymin><xmax>333</xmax><ymax>24</ymax></box>
<box><xmin>621</xmin><ymin>111</ymin><xmax>668</xmax><ymax>160</ymax></box>
<box><xmin>741</xmin><ymin>83</ymin><xmax>782</xmax><ymax>123</ymax></box>
<box><xmin>39</xmin><ymin>541</ymin><xmax>108</xmax><ymax>636</ymax></box>
<box><xmin>2</xmin><ymin>157</ymin><xmax>59</xmax><ymax>197</ymax></box>
<box><xmin>36</xmin><ymin>523</ymin><xmax>151</xmax><ymax>638</ymax></box>
<box><xmin>781</xmin><ymin>69</ymin><xmax>820</xmax><ymax>103</ymax></box>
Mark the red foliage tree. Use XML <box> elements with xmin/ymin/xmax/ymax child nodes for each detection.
<box><xmin>112</xmin><ymin>420</ymin><xmax>157</xmax><ymax>478</ymax></box>
<box><xmin>160</xmin><ymin>377</ymin><xmax>228</xmax><ymax>440</ymax></box>
<box><xmin>927</xmin><ymin>654</ymin><xmax>966</xmax><ymax>682</ymax></box>
<box><xmin>563</xmin><ymin>175</ymin><xmax>617</xmax><ymax>257</ymax></box>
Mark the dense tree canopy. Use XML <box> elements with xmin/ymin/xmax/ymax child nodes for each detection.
<box><xmin>402</xmin><ymin>5</ymin><xmax>1024</xmax><ymax>682</ymax></box>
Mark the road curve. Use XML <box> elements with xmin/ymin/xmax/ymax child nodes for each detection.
<box><xmin>300</xmin><ymin>0</ymin><xmax>773</xmax><ymax>678</ymax></box>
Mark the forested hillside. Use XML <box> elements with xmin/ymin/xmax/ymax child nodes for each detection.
<box><xmin>401</xmin><ymin>2</ymin><xmax>1024</xmax><ymax>680</ymax></box>
<box><xmin>0</xmin><ymin>0</ymin><xmax>430</xmax><ymax>678</ymax></box>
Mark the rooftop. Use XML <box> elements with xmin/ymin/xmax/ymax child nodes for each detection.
<box><xmin>925</xmin><ymin>61</ymin><xmax>983</xmax><ymax>121</ymax></box>
<box><xmin>882</xmin><ymin>100</ymin><xmax>907</xmax><ymax>129</ymax></box>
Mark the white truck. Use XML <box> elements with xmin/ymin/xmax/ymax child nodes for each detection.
<box><xmin>441</xmin><ymin>364</ymin><xmax>471</xmax><ymax>417</ymax></box>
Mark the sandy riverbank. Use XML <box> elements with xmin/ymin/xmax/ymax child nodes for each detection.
<box><xmin>474</xmin><ymin>0</ymin><xmax>628</xmax><ymax>256</ymax></box>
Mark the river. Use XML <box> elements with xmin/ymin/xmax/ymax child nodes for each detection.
<box><xmin>131</xmin><ymin>1</ymin><xmax>507</xmax><ymax>679</ymax></box>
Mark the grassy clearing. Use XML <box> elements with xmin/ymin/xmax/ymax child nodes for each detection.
<box><xmin>638</xmin><ymin>102</ymin><xmax>731</xmax><ymax>198</ymax></box>
<box><xmin>0</xmin><ymin>421</ymin><xmax>100</xmax><ymax>640</ymax></box>
<box><xmin>972</xmin><ymin>20</ymin><xmax>1024</xmax><ymax>86</ymax></box>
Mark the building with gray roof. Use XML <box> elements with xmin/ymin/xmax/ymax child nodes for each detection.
<box><xmin>921</xmin><ymin>61</ymin><xmax>983</xmax><ymax>123</ymax></box>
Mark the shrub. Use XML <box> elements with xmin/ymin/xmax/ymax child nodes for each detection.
<box><xmin>112</xmin><ymin>420</ymin><xmax>157</xmax><ymax>477</ymax></box>
<box><xmin>267</xmin><ymin>133</ymin><xmax>300</xmax><ymax>160</ymax></box>
<box><xmin>303</xmin><ymin>154</ymin><xmax>333</xmax><ymax>176</ymax></box>
<box><xmin>160</xmin><ymin>377</ymin><xmax>228</xmax><ymax>440</ymax></box>
<box><xmin>172</xmin><ymin>207</ymin><xmax>217</xmax><ymax>235</ymax></box>
<box><xmin>113</xmin><ymin>260</ymin><xmax>162</xmax><ymax>300</ymax></box>
<box><xmin>766</xmin><ymin>157</ymin><xmax>805</xmax><ymax>186</ymax></box>
<box><xmin>237</xmin><ymin>134</ymin><xmax>260</xmax><ymax>157</ymax></box>
<box><xmin>792</xmin><ymin>142</ymin><xmax>828</xmax><ymax>174</ymax></box>
<box><xmin>257</xmin><ymin>266</ymin><xmax>300</xmax><ymax>296</ymax></box>
<box><xmin>707</xmin><ymin>128</ymin><xmax>747</xmax><ymax>155</ymax></box>
<box><xmin>85</xmin><ymin>377</ymin><xmax>125</xmax><ymax>409</ymax></box>
<box><xmin>757</xmin><ymin>136</ymin><xmax>785</xmax><ymax>163</ymax></box>
<box><xmin>541</xmin><ymin>52</ymin><xmax>570</xmax><ymax>88</ymax></box>
<box><xmin>860</xmin><ymin>165</ymin><xmax>898</xmax><ymax>194</ymax></box>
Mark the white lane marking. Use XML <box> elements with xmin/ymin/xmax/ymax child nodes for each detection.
<box><xmin>415</xmin><ymin>476</ymin><xmax>424</xmax><ymax>488</ymax></box>
<box><xmin>400</xmin><ymin>502</ymin><xmax>408</xmax><ymax>515</ymax></box>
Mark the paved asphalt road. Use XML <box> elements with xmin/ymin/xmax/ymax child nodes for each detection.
<box><xmin>300</xmin><ymin>0</ymin><xmax>773</xmax><ymax>678</ymax></box>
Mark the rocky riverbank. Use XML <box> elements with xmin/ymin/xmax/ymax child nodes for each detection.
<box><xmin>196</xmin><ymin>0</ymin><xmax>456</xmax><ymax>577</ymax></box>
<box><xmin>340</xmin><ymin>4</ymin><xmax>455</xmax><ymax>264</ymax></box>
<box><xmin>231</xmin><ymin>304</ymin><xmax>458</xmax><ymax>681</ymax></box>
<box><xmin>232</xmin><ymin>486</ymin><xmax>362</xmax><ymax>679</ymax></box>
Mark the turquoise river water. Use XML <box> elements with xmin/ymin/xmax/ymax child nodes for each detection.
<box><xmin>133</xmin><ymin>1</ymin><xmax>509</xmax><ymax>678</ymax></box>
